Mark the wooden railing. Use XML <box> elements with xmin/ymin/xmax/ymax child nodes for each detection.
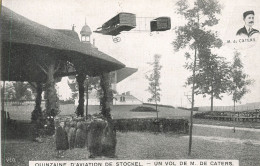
<box><xmin>194</xmin><ymin>109</ymin><xmax>260</xmax><ymax>122</ymax></box>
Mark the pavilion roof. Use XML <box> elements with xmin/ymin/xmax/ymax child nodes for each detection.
<box><xmin>1</xmin><ymin>6</ymin><xmax>125</xmax><ymax>82</ymax></box>
<box><xmin>115</xmin><ymin>67</ymin><xmax>138</xmax><ymax>83</ymax></box>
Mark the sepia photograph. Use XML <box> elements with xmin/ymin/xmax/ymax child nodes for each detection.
<box><xmin>1</xmin><ymin>0</ymin><xmax>260</xmax><ymax>166</ymax></box>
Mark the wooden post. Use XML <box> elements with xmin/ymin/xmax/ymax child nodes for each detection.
<box><xmin>100</xmin><ymin>73</ymin><xmax>111</xmax><ymax>119</ymax></box>
<box><xmin>46</xmin><ymin>61</ymin><xmax>59</xmax><ymax>113</ymax></box>
<box><xmin>31</xmin><ymin>82</ymin><xmax>43</xmax><ymax>122</ymax></box>
<box><xmin>76</xmin><ymin>72</ymin><xmax>86</xmax><ymax>117</ymax></box>
<box><xmin>45</xmin><ymin>60</ymin><xmax>59</xmax><ymax>135</ymax></box>
<box><xmin>1</xmin><ymin>81</ymin><xmax>5</xmax><ymax>111</ymax></box>
<box><xmin>31</xmin><ymin>82</ymin><xmax>43</xmax><ymax>139</ymax></box>
<box><xmin>35</xmin><ymin>82</ymin><xmax>43</xmax><ymax>110</ymax></box>
<box><xmin>86</xmin><ymin>78</ymin><xmax>89</xmax><ymax>117</ymax></box>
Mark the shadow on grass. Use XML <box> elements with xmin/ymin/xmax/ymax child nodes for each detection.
<box><xmin>1</xmin><ymin>120</ymin><xmax>35</xmax><ymax>141</ymax></box>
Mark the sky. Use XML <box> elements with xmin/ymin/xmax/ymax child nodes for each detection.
<box><xmin>2</xmin><ymin>0</ymin><xmax>260</xmax><ymax>107</ymax></box>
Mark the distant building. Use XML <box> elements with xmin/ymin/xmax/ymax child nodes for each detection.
<box><xmin>113</xmin><ymin>91</ymin><xmax>143</xmax><ymax>105</ymax></box>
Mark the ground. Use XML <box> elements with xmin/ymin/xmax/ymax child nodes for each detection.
<box><xmin>1</xmin><ymin>104</ymin><xmax>260</xmax><ymax>166</ymax></box>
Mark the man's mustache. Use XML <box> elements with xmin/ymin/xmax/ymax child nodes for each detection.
<box><xmin>249</xmin><ymin>21</ymin><xmax>254</xmax><ymax>23</ymax></box>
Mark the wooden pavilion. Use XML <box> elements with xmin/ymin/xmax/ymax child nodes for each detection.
<box><xmin>1</xmin><ymin>6</ymin><xmax>125</xmax><ymax>133</ymax></box>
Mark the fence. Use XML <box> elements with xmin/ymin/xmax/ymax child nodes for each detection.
<box><xmin>198</xmin><ymin>103</ymin><xmax>260</xmax><ymax>112</ymax></box>
<box><xmin>194</xmin><ymin>109</ymin><xmax>260</xmax><ymax>122</ymax></box>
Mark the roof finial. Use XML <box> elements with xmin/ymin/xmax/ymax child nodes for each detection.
<box><xmin>85</xmin><ymin>17</ymin><xmax>86</xmax><ymax>25</ymax></box>
<box><xmin>72</xmin><ymin>24</ymin><xmax>76</xmax><ymax>31</ymax></box>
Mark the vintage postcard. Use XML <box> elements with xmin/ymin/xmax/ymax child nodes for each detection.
<box><xmin>1</xmin><ymin>0</ymin><xmax>260</xmax><ymax>166</ymax></box>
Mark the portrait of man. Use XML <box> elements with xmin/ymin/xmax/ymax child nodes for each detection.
<box><xmin>236</xmin><ymin>10</ymin><xmax>259</xmax><ymax>37</ymax></box>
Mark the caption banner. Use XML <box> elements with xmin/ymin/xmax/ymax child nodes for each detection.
<box><xmin>29</xmin><ymin>160</ymin><xmax>239</xmax><ymax>166</ymax></box>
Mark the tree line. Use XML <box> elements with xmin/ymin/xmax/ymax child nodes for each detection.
<box><xmin>172</xmin><ymin>0</ymin><xmax>254</xmax><ymax>155</ymax></box>
<box><xmin>173</xmin><ymin>0</ymin><xmax>253</xmax><ymax>112</ymax></box>
<box><xmin>1</xmin><ymin>82</ymin><xmax>35</xmax><ymax>101</ymax></box>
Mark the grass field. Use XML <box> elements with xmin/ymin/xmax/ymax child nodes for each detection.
<box><xmin>5</xmin><ymin>104</ymin><xmax>191</xmax><ymax>121</ymax></box>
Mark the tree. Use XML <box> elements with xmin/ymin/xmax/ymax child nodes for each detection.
<box><xmin>228</xmin><ymin>51</ymin><xmax>253</xmax><ymax>132</ymax></box>
<box><xmin>173</xmin><ymin>0</ymin><xmax>222</xmax><ymax>155</ymax></box>
<box><xmin>13</xmin><ymin>82</ymin><xmax>34</xmax><ymax>100</ymax></box>
<box><xmin>1</xmin><ymin>81</ymin><xmax>34</xmax><ymax>102</ymax></box>
<box><xmin>146</xmin><ymin>54</ymin><xmax>162</xmax><ymax>120</ymax></box>
<box><xmin>1</xmin><ymin>82</ymin><xmax>15</xmax><ymax>100</ymax></box>
<box><xmin>186</xmin><ymin>54</ymin><xmax>230</xmax><ymax>111</ymax></box>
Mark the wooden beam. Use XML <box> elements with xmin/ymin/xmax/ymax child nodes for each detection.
<box><xmin>28</xmin><ymin>82</ymin><xmax>37</xmax><ymax>90</ymax></box>
<box><xmin>36</xmin><ymin>62</ymin><xmax>47</xmax><ymax>74</ymax></box>
<box><xmin>54</xmin><ymin>61</ymin><xmax>61</xmax><ymax>73</ymax></box>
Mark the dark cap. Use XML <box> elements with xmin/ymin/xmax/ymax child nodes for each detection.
<box><xmin>243</xmin><ymin>10</ymin><xmax>254</xmax><ymax>19</ymax></box>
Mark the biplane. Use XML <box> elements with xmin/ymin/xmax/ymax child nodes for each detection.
<box><xmin>150</xmin><ymin>17</ymin><xmax>171</xmax><ymax>32</ymax></box>
<box><xmin>94</xmin><ymin>12</ymin><xmax>136</xmax><ymax>36</ymax></box>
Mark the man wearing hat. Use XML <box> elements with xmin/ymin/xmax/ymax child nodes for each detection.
<box><xmin>236</xmin><ymin>10</ymin><xmax>259</xmax><ymax>37</ymax></box>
